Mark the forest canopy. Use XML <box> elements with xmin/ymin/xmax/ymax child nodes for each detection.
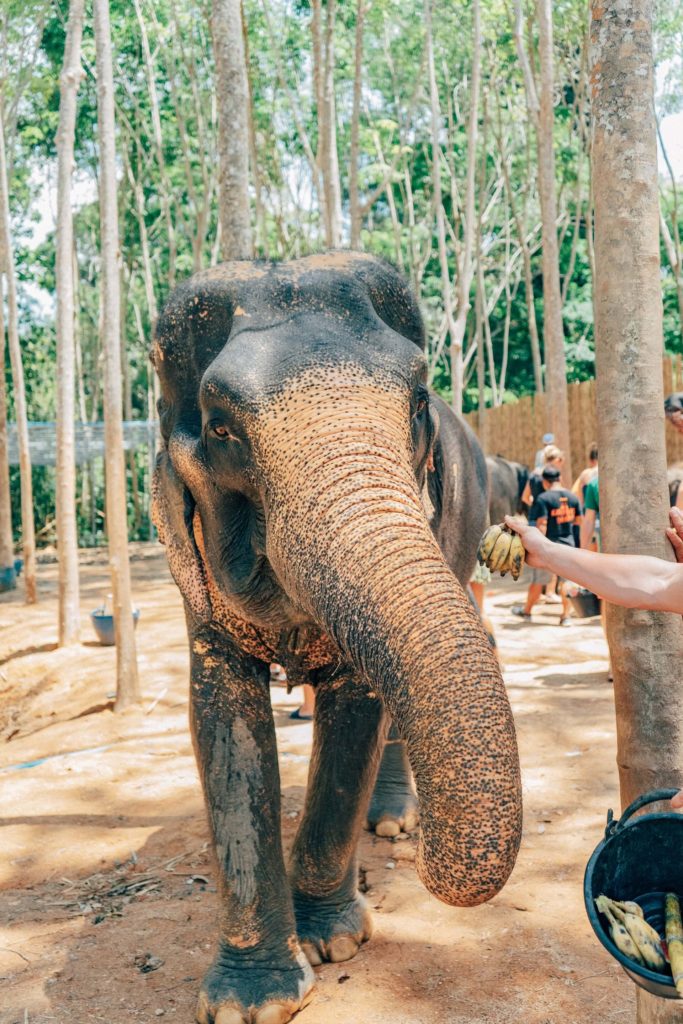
<box><xmin>2</xmin><ymin>0</ymin><xmax>683</xmax><ymax>545</ymax></box>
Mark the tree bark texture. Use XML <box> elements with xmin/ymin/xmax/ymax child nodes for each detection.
<box><xmin>55</xmin><ymin>0</ymin><xmax>85</xmax><ymax>645</ymax></box>
<box><xmin>94</xmin><ymin>0</ymin><xmax>140</xmax><ymax>709</ymax></box>
<box><xmin>0</xmin><ymin>105</ymin><xmax>37</xmax><ymax>603</ymax></box>
<box><xmin>536</xmin><ymin>0</ymin><xmax>572</xmax><ymax>482</ymax></box>
<box><xmin>0</xmin><ymin>295</ymin><xmax>14</xmax><ymax>584</ymax></box>
<box><xmin>211</xmin><ymin>0</ymin><xmax>253</xmax><ymax>261</ymax></box>
<box><xmin>590</xmin><ymin>9</ymin><xmax>683</xmax><ymax>1020</ymax></box>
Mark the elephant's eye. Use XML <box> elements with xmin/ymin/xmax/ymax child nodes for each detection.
<box><xmin>211</xmin><ymin>423</ymin><xmax>239</xmax><ymax>442</ymax></box>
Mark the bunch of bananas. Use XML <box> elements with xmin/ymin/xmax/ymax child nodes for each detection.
<box><xmin>477</xmin><ymin>523</ymin><xmax>526</xmax><ymax>581</ymax></box>
<box><xmin>595</xmin><ymin>895</ymin><xmax>667</xmax><ymax>972</ymax></box>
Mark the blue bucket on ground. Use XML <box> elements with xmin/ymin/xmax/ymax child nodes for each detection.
<box><xmin>584</xmin><ymin>788</ymin><xmax>683</xmax><ymax>999</ymax></box>
<box><xmin>90</xmin><ymin>607</ymin><xmax>140</xmax><ymax>646</ymax></box>
<box><xmin>0</xmin><ymin>565</ymin><xmax>16</xmax><ymax>592</ymax></box>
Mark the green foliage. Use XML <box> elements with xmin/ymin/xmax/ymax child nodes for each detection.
<box><xmin>1</xmin><ymin>0</ymin><xmax>681</xmax><ymax>545</ymax></box>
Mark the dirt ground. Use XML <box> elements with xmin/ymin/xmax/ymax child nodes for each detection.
<box><xmin>1</xmin><ymin>546</ymin><xmax>640</xmax><ymax>1023</ymax></box>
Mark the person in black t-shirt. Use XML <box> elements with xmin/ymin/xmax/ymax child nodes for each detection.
<box><xmin>521</xmin><ymin>444</ymin><xmax>565</xmax><ymax>508</ymax></box>
<box><xmin>512</xmin><ymin>465</ymin><xmax>582</xmax><ymax>626</ymax></box>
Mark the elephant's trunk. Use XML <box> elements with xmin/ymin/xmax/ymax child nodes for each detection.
<box><xmin>256</xmin><ymin>375</ymin><xmax>522</xmax><ymax>906</ymax></box>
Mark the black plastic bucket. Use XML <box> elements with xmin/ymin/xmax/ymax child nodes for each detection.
<box><xmin>569</xmin><ymin>588</ymin><xmax>600</xmax><ymax>618</ymax></box>
<box><xmin>584</xmin><ymin>789</ymin><xmax>683</xmax><ymax>999</ymax></box>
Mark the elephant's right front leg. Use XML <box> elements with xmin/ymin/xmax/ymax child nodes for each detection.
<box><xmin>189</xmin><ymin>625</ymin><xmax>315</xmax><ymax>1024</ymax></box>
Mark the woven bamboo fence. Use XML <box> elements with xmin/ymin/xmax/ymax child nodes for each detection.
<box><xmin>464</xmin><ymin>355</ymin><xmax>683</xmax><ymax>473</ymax></box>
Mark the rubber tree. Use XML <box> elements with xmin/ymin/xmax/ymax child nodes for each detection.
<box><xmin>55</xmin><ymin>0</ymin><xmax>86</xmax><ymax>645</ymax></box>
<box><xmin>94</xmin><ymin>0</ymin><xmax>140</xmax><ymax>710</ymax></box>
<box><xmin>0</xmin><ymin>102</ymin><xmax>37</xmax><ymax>603</ymax></box>
<box><xmin>590</xmin><ymin>3</ymin><xmax>683</xmax><ymax>1022</ymax></box>
<box><xmin>211</xmin><ymin>0</ymin><xmax>253</xmax><ymax>261</ymax></box>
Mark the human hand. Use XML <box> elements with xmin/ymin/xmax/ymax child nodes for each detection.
<box><xmin>672</xmin><ymin>790</ymin><xmax>683</xmax><ymax>810</ymax></box>
<box><xmin>669</xmin><ymin>410</ymin><xmax>683</xmax><ymax>435</ymax></box>
<box><xmin>667</xmin><ymin>507</ymin><xmax>683</xmax><ymax>563</ymax></box>
<box><xmin>504</xmin><ymin>516</ymin><xmax>551</xmax><ymax>569</ymax></box>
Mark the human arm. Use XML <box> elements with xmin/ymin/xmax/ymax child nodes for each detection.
<box><xmin>505</xmin><ymin>515</ymin><xmax>683</xmax><ymax>614</ymax></box>
<box><xmin>580</xmin><ymin>508</ymin><xmax>596</xmax><ymax>550</ymax></box>
<box><xmin>572</xmin><ymin>469</ymin><xmax>587</xmax><ymax>498</ymax></box>
<box><xmin>521</xmin><ymin>479</ymin><xmax>532</xmax><ymax>507</ymax></box>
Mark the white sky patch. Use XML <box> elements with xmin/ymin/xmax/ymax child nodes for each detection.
<box><xmin>658</xmin><ymin>112</ymin><xmax>683</xmax><ymax>181</ymax></box>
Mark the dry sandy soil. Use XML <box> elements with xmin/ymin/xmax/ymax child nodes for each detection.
<box><xmin>0</xmin><ymin>547</ymin><xmax>644</xmax><ymax>1023</ymax></box>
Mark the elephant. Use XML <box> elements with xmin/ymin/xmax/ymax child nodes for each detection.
<box><xmin>151</xmin><ymin>252</ymin><xmax>522</xmax><ymax>1024</ymax></box>
<box><xmin>486</xmin><ymin>454</ymin><xmax>529</xmax><ymax>524</ymax></box>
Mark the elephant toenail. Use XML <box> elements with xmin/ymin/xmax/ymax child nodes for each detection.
<box><xmin>375</xmin><ymin>818</ymin><xmax>401</xmax><ymax>838</ymax></box>
<box><xmin>196</xmin><ymin>992</ymin><xmax>211</xmax><ymax>1024</ymax></box>
<box><xmin>214</xmin><ymin>1007</ymin><xmax>247</xmax><ymax>1024</ymax></box>
<box><xmin>328</xmin><ymin>935</ymin><xmax>359</xmax><ymax>963</ymax></box>
<box><xmin>254</xmin><ymin>1003</ymin><xmax>293</xmax><ymax>1024</ymax></box>
<box><xmin>301</xmin><ymin>940</ymin><xmax>323</xmax><ymax>966</ymax></box>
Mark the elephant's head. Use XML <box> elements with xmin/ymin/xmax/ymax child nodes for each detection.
<box><xmin>152</xmin><ymin>252</ymin><xmax>522</xmax><ymax>908</ymax></box>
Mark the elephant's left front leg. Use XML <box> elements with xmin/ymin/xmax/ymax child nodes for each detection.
<box><xmin>289</xmin><ymin>668</ymin><xmax>386</xmax><ymax>966</ymax></box>
<box><xmin>190</xmin><ymin>626</ymin><xmax>315</xmax><ymax>1024</ymax></box>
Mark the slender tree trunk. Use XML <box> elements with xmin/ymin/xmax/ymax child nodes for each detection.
<box><xmin>312</xmin><ymin>0</ymin><xmax>342</xmax><ymax>248</ymax></box>
<box><xmin>132</xmin><ymin>0</ymin><xmax>177</xmax><ymax>286</ymax></box>
<box><xmin>211</xmin><ymin>0</ymin><xmax>253</xmax><ymax>260</ymax></box>
<box><xmin>0</xmin><ymin>295</ymin><xmax>14</xmax><ymax>588</ymax></box>
<box><xmin>590</xmin><ymin>8</ymin><xmax>683</xmax><ymax>1023</ymax></box>
<box><xmin>536</xmin><ymin>0</ymin><xmax>572</xmax><ymax>481</ymax></box>
<box><xmin>424</xmin><ymin>0</ymin><xmax>461</xmax><ymax>411</ymax></box>
<box><xmin>55</xmin><ymin>0</ymin><xmax>85</xmax><ymax>645</ymax></box>
<box><xmin>451</xmin><ymin>0</ymin><xmax>481</xmax><ymax>412</ymax></box>
<box><xmin>94</xmin><ymin>0</ymin><xmax>140</xmax><ymax>709</ymax></box>
<box><xmin>0</xmin><ymin>104</ymin><xmax>36</xmax><ymax>603</ymax></box>
<box><xmin>349</xmin><ymin>0</ymin><xmax>366</xmax><ymax>249</ymax></box>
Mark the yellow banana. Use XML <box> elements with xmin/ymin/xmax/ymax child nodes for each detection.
<box><xmin>610</xmin><ymin>904</ymin><xmax>666</xmax><ymax>971</ymax></box>
<box><xmin>509</xmin><ymin>534</ymin><xmax>526</xmax><ymax>581</ymax></box>
<box><xmin>488</xmin><ymin>530</ymin><xmax>512</xmax><ymax>573</ymax></box>
<box><xmin>477</xmin><ymin>525</ymin><xmax>502</xmax><ymax>564</ymax></box>
<box><xmin>665</xmin><ymin>893</ymin><xmax>683</xmax><ymax>995</ymax></box>
<box><xmin>595</xmin><ymin>897</ymin><xmax>644</xmax><ymax>966</ymax></box>
<box><xmin>612</xmin><ymin>899</ymin><xmax>645</xmax><ymax>919</ymax></box>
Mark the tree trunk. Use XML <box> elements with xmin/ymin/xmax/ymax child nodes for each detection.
<box><xmin>312</xmin><ymin>0</ymin><xmax>342</xmax><ymax>249</ymax></box>
<box><xmin>424</xmin><ymin>0</ymin><xmax>461</xmax><ymax>411</ymax></box>
<box><xmin>349</xmin><ymin>0</ymin><xmax>366</xmax><ymax>249</ymax></box>
<box><xmin>536</xmin><ymin>0</ymin><xmax>572</xmax><ymax>482</ymax></box>
<box><xmin>450</xmin><ymin>0</ymin><xmax>481</xmax><ymax>413</ymax></box>
<box><xmin>94</xmin><ymin>0</ymin><xmax>140</xmax><ymax>710</ymax></box>
<box><xmin>590</xmin><ymin>5</ymin><xmax>683</xmax><ymax>1020</ymax></box>
<box><xmin>0</xmin><ymin>294</ymin><xmax>14</xmax><ymax>588</ymax></box>
<box><xmin>211</xmin><ymin>0</ymin><xmax>253</xmax><ymax>261</ymax></box>
<box><xmin>55</xmin><ymin>0</ymin><xmax>85</xmax><ymax>645</ymax></box>
<box><xmin>0</xmin><ymin>103</ymin><xmax>37</xmax><ymax>603</ymax></box>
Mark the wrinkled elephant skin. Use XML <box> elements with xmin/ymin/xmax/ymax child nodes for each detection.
<box><xmin>151</xmin><ymin>252</ymin><xmax>522</xmax><ymax>1023</ymax></box>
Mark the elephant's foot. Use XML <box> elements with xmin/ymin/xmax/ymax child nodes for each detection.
<box><xmin>293</xmin><ymin>891</ymin><xmax>373</xmax><ymax>967</ymax></box>
<box><xmin>365</xmin><ymin>782</ymin><xmax>419</xmax><ymax>837</ymax></box>
<box><xmin>196</xmin><ymin>947</ymin><xmax>315</xmax><ymax>1024</ymax></box>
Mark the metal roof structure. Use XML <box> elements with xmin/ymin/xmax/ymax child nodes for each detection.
<box><xmin>6</xmin><ymin>421</ymin><xmax>158</xmax><ymax>467</ymax></box>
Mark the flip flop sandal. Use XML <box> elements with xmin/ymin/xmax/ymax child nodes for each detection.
<box><xmin>289</xmin><ymin>708</ymin><xmax>314</xmax><ymax>720</ymax></box>
<box><xmin>511</xmin><ymin>605</ymin><xmax>531</xmax><ymax>620</ymax></box>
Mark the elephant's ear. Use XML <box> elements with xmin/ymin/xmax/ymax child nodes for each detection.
<box><xmin>348</xmin><ymin>255</ymin><xmax>426</xmax><ymax>350</ymax></box>
<box><xmin>152</xmin><ymin>449</ymin><xmax>213</xmax><ymax>624</ymax></box>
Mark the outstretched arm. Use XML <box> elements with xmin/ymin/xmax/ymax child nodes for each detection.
<box><xmin>505</xmin><ymin>511</ymin><xmax>683</xmax><ymax>615</ymax></box>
